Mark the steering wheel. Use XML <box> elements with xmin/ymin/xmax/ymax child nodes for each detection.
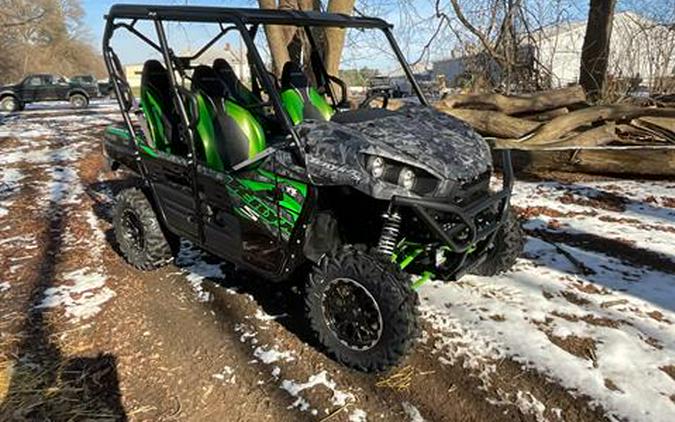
<box><xmin>359</xmin><ymin>91</ymin><xmax>389</xmax><ymax>109</ymax></box>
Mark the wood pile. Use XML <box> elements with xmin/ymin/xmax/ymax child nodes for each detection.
<box><xmin>434</xmin><ymin>86</ymin><xmax>675</xmax><ymax>151</ymax></box>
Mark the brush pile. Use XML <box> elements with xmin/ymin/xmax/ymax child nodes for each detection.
<box><xmin>434</xmin><ymin>86</ymin><xmax>675</xmax><ymax>151</ymax></box>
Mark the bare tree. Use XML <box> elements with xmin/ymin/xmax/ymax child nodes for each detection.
<box><xmin>579</xmin><ymin>0</ymin><xmax>617</xmax><ymax>101</ymax></box>
<box><xmin>0</xmin><ymin>0</ymin><xmax>105</xmax><ymax>84</ymax></box>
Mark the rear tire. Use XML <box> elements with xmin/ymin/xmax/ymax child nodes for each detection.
<box><xmin>113</xmin><ymin>188</ymin><xmax>176</xmax><ymax>270</ymax></box>
<box><xmin>1</xmin><ymin>96</ymin><xmax>19</xmax><ymax>112</ymax></box>
<box><xmin>473</xmin><ymin>208</ymin><xmax>524</xmax><ymax>276</ymax></box>
<box><xmin>69</xmin><ymin>93</ymin><xmax>89</xmax><ymax>109</ymax></box>
<box><xmin>306</xmin><ymin>246</ymin><xmax>419</xmax><ymax>372</ymax></box>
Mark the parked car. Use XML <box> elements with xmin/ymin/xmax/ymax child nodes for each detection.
<box><xmin>0</xmin><ymin>74</ymin><xmax>97</xmax><ymax>112</ymax></box>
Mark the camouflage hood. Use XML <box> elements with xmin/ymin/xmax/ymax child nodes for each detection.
<box><xmin>296</xmin><ymin>105</ymin><xmax>492</xmax><ymax>199</ymax></box>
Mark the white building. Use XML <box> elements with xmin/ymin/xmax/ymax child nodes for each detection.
<box><xmin>433</xmin><ymin>12</ymin><xmax>675</xmax><ymax>90</ymax></box>
<box><xmin>533</xmin><ymin>11</ymin><xmax>675</xmax><ymax>88</ymax></box>
<box><xmin>124</xmin><ymin>42</ymin><xmax>250</xmax><ymax>92</ymax></box>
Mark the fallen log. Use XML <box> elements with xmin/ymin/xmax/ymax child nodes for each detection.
<box><xmin>499</xmin><ymin>148</ymin><xmax>675</xmax><ymax>177</ymax></box>
<box><xmin>512</xmin><ymin>105</ymin><xmax>675</xmax><ymax>145</ymax></box>
<box><xmin>520</xmin><ymin>107</ymin><xmax>569</xmax><ymax>122</ymax></box>
<box><xmin>494</xmin><ymin>124</ymin><xmax>618</xmax><ymax>150</ymax></box>
<box><xmin>440</xmin><ymin>86</ymin><xmax>587</xmax><ymax>115</ymax></box>
<box><xmin>631</xmin><ymin>116</ymin><xmax>675</xmax><ymax>143</ymax></box>
<box><xmin>434</xmin><ymin>105</ymin><xmax>540</xmax><ymax>138</ymax></box>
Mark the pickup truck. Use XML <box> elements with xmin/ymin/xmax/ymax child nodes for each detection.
<box><xmin>0</xmin><ymin>74</ymin><xmax>98</xmax><ymax>112</ymax></box>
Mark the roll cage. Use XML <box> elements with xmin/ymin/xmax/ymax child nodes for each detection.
<box><xmin>102</xmin><ymin>4</ymin><xmax>429</xmax><ymax>174</ymax></box>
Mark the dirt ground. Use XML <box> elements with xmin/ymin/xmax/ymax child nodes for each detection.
<box><xmin>0</xmin><ymin>102</ymin><xmax>673</xmax><ymax>421</ymax></box>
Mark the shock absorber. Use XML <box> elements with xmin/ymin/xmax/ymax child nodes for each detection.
<box><xmin>377</xmin><ymin>209</ymin><xmax>402</xmax><ymax>256</ymax></box>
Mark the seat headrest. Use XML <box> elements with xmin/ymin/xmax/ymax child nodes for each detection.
<box><xmin>213</xmin><ymin>58</ymin><xmax>236</xmax><ymax>78</ymax></box>
<box><xmin>281</xmin><ymin>61</ymin><xmax>309</xmax><ymax>90</ymax></box>
<box><xmin>192</xmin><ymin>65</ymin><xmax>229</xmax><ymax>98</ymax></box>
<box><xmin>142</xmin><ymin>60</ymin><xmax>170</xmax><ymax>88</ymax></box>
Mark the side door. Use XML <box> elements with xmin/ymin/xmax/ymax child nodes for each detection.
<box><xmin>196</xmin><ymin>165</ymin><xmax>286</xmax><ymax>274</ymax></box>
<box><xmin>52</xmin><ymin>76</ymin><xmax>71</xmax><ymax>100</ymax></box>
<box><xmin>39</xmin><ymin>75</ymin><xmax>57</xmax><ymax>101</ymax></box>
<box><xmin>141</xmin><ymin>150</ymin><xmax>200</xmax><ymax>241</ymax></box>
<box><xmin>20</xmin><ymin>76</ymin><xmax>43</xmax><ymax>102</ymax></box>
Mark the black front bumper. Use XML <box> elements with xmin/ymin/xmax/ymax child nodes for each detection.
<box><xmin>392</xmin><ymin>150</ymin><xmax>514</xmax><ymax>254</ymax></box>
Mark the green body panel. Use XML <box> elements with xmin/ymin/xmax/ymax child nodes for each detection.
<box><xmin>225</xmin><ymin>168</ymin><xmax>308</xmax><ymax>240</ymax></box>
<box><xmin>105</xmin><ymin>125</ymin><xmax>158</xmax><ymax>158</ymax></box>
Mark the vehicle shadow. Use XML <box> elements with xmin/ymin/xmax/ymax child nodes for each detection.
<box><xmin>1</xmin><ymin>175</ymin><xmax>127</xmax><ymax>420</ymax></box>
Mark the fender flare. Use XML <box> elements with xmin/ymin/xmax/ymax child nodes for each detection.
<box><xmin>67</xmin><ymin>89</ymin><xmax>89</xmax><ymax>100</ymax></box>
<box><xmin>0</xmin><ymin>91</ymin><xmax>19</xmax><ymax>101</ymax></box>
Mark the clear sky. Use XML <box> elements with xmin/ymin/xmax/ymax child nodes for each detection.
<box><xmin>80</xmin><ymin>0</ymin><xmax>651</xmax><ymax>69</ymax></box>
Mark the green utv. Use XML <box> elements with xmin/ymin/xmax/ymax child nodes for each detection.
<box><xmin>101</xmin><ymin>4</ymin><xmax>524</xmax><ymax>372</ymax></box>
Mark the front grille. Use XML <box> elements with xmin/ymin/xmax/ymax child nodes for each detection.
<box><xmin>451</xmin><ymin>171</ymin><xmax>491</xmax><ymax>205</ymax></box>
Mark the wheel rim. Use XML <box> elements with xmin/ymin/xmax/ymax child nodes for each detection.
<box><xmin>122</xmin><ymin>209</ymin><xmax>145</xmax><ymax>251</ymax></box>
<box><xmin>321</xmin><ymin>277</ymin><xmax>383</xmax><ymax>351</ymax></box>
<box><xmin>72</xmin><ymin>97</ymin><xmax>84</xmax><ymax>107</ymax></box>
<box><xmin>3</xmin><ymin>99</ymin><xmax>15</xmax><ymax>111</ymax></box>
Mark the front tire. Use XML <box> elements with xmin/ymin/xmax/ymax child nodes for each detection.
<box><xmin>69</xmin><ymin>93</ymin><xmax>89</xmax><ymax>109</ymax></box>
<box><xmin>473</xmin><ymin>208</ymin><xmax>524</xmax><ymax>276</ymax></box>
<box><xmin>1</xmin><ymin>96</ymin><xmax>19</xmax><ymax>112</ymax></box>
<box><xmin>113</xmin><ymin>188</ymin><xmax>175</xmax><ymax>270</ymax></box>
<box><xmin>306</xmin><ymin>246</ymin><xmax>419</xmax><ymax>372</ymax></box>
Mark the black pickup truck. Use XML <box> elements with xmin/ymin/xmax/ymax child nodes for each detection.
<box><xmin>0</xmin><ymin>74</ymin><xmax>98</xmax><ymax>112</ymax></box>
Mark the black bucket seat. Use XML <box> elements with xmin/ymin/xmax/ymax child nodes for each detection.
<box><xmin>279</xmin><ymin>61</ymin><xmax>334</xmax><ymax>125</ymax></box>
<box><xmin>212</xmin><ymin>58</ymin><xmax>258</xmax><ymax>107</ymax></box>
<box><xmin>190</xmin><ymin>65</ymin><xmax>266</xmax><ymax>171</ymax></box>
<box><xmin>140</xmin><ymin>60</ymin><xmax>184</xmax><ymax>155</ymax></box>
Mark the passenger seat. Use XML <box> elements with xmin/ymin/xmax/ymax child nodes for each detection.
<box><xmin>279</xmin><ymin>61</ymin><xmax>334</xmax><ymax>125</ymax></box>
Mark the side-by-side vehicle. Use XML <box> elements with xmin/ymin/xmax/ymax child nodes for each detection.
<box><xmin>101</xmin><ymin>4</ymin><xmax>523</xmax><ymax>371</ymax></box>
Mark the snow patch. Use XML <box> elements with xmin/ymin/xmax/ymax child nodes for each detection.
<box><xmin>281</xmin><ymin>371</ymin><xmax>354</xmax><ymax>414</ymax></box>
<box><xmin>37</xmin><ymin>269</ymin><xmax>115</xmax><ymax>321</ymax></box>
<box><xmin>348</xmin><ymin>408</ymin><xmax>368</xmax><ymax>422</ymax></box>
<box><xmin>253</xmin><ymin>345</ymin><xmax>295</xmax><ymax>364</ymax></box>
<box><xmin>212</xmin><ymin>366</ymin><xmax>236</xmax><ymax>384</ymax></box>
<box><xmin>0</xmin><ymin>281</ymin><xmax>9</xmax><ymax>293</ymax></box>
<box><xmin>402</xmin><ymin>401</ymin><xmax>425</xmax><ymax>422</ymax></box>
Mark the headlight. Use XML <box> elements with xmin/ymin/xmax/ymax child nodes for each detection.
<box><xmin>398</xmin><ymin>167</ymin><xmax>416</xmax><ymax>190</ymax></box>
<box><xmin>367</xmin><ymin>156</ymin><xmax>385</xmax><ymax>178</ymax></box>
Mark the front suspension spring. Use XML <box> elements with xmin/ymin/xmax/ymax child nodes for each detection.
<box><xmin>377</xmin><ymin>211</ymin><xmax>402</xmax><ymax>256</ymax></box>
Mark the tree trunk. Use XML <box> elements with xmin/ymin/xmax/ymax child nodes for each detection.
<box><xmin>258</xmin><ymin>0</ymin><xmax>291</xmax><ymax>75</ymax></box>
<box><xmin>323</xmin><ymin>0</ymin><xmax>355</xmax><ymax>77</ymax></box>
<box><xmin>579</xmin><ymin>0</ymin><xmax>617</xmax><ymax>101</ymax></box>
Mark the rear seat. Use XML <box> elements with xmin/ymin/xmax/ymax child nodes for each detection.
<box><xmin>190</xmin><ymin>66</ymin><xmax>266</xmax><ymax>172</ymax></box>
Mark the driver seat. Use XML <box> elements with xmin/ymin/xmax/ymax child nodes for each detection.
<box><xmin>279</xmin><ymin>61</ymin><xmax>334</xmax><ymax>125</ymax></box>
<box><xmin>191</xmin><ymin>65</ymin><xmax>266</xmax><ymax>171</ymax></box>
